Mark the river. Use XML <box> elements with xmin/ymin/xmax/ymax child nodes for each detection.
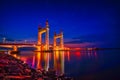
<box><xmin>10</xmin><ymin>49</ymin><xmax>120</xmax><ymax>80</ymax></box>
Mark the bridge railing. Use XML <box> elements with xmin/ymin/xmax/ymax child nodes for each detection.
<box><xmin>0</xmin><ymin>41</ymin><xmax>37</xmax><ymax>44</ymax></box>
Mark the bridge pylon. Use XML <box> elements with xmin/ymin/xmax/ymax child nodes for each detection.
<box><xmin>13</xmin><ymin>45</ymin><xmax>18</xmax><ymax>51</ymax></box>
<box><xmin>53</xmin><ymin>31</ymin><xmax>64</xmax><ymax>50</ymax></box>
<box><xmin>37</xmin><ymin>20</ymin><xmax>49</xmax><ymax>51</ymax></box>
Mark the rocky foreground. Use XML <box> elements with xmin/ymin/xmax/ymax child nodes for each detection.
<box><xmin>0</xmin><ymin>52</ymin><xmax>73</xmax><ymax>80</ymax></box>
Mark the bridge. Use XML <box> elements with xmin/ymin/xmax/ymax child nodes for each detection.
<box><xmin>0</xmin><ymin>20</ymin><xmax>68</xmax><ymax>52</ymax></box>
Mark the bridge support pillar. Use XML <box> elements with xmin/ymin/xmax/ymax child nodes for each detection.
<box><xmin>53</xmin><ymin>33</ymin><xmax>56</xmax><ymax>50</ymax></box>
<box><xmin>53</xmin><ymin>31</ymin><xmax>64</xmax><ymax>50</ymax></box>
<box><xmin>45</xmin><ymin>25</ymin><xmax>49</xmax><ymax>50</ymax></box>
<box><xmin>13</xmin><ymin>45</ymin><xmax>18</xmax><ymax>51</ymax></box>
<box><xmin>36</xmin><ymin>46</ymin><xmax>41</xmax><ymax>51</ymax></box>
<box><xmin>37</xmin><ymin>20</ymin><xmax>49</xmax><ymax>51</ymax></box>
<box><xmin>60</xmin><ymin>32</ymin><xmax>64</xmax><ymax>49</ymax></box>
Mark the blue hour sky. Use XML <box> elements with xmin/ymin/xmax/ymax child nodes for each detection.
<box><xmin>0</xmin><ymin>0</ymin><xmax>120</xmax><ymax>48</ymax></box>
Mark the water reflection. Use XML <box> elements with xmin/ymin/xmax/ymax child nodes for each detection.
<box><xmin>54</xmin><ymin>51</ymin><xmax>64</xmax><ymax>74</ymax></box>
<box><xmin>32</xmin><ymin>54</ymin><xmax>35</xmax><ymax>68</ymax></box>
<box><xmin>87</xmin><ymin>50</ymin><xmax>97</xmax><ymax>59</ymax></box>
<box><xmin>10</xmin><ymin>49</ymin><xmax>98</xmax><ymax>76</ymax></box>
<box><xmin>67</xmin><ymin>51</ymin><xmax>70</xmax><ymax>61</ymax></box>
<box><xmin>32</xmin><ymin>52</ymin><xmax>50</xmax><ymax>71</ymax></box>
<box><xmin>12</xmin><ymin>54</ymin><xmax>20</xmax><ymax>59</ymax></box>
<box><xmin>31</xmin><ymin>51</ymin><xmax>65</xmax><ymax>74</ymax></box>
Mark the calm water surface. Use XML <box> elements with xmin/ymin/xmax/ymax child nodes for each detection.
<box><xmin>12</xmin><ymin>49</ymin><xmax>120</xmax><ymax>80</ymax></box>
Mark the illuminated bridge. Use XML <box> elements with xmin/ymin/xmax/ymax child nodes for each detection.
<box><xmin>0</xmin><ymin>20</ymin><xmax>69</xmax><ymax>52</ymax></box>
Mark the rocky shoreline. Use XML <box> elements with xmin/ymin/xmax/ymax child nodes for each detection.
<box><xmin>0</xmin><ymin>52</ymin><xmax>73</xmax><ymax>80</ymax></box>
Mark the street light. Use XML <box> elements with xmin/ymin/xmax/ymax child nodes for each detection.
<box><xmin>3</xmin><ymin>37</ymin><xmax>6</xmax><ymax>43</ymax></box>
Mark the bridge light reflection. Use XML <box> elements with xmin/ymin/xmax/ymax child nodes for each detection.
<box><xmin>36</xmin><ymin>52</ymin><xmax>41</xmax><ymax>69</ymax></box>
<box><xmin>54</xmin><ymin>51</ymin><xmax>64</xmax><ymax>74</ymax></box>
<box><xmin>32</xmin><ymin>55</ymin><xmax>35</xmax><ymax>68</ymax></box>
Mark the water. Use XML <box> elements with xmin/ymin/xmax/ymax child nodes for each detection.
<box><xmin>11</xmin><ymin>49</ymin><xmax>120</xmax><ymax>80</ymax></box>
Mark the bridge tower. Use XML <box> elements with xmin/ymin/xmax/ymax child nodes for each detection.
<box><xmin>37</xmin><ymin>20</ymin><xmax>49</xmax><ymax>51</ymax></box>
<box><xmin>38</xmin><ymin>24</ymin><xmax>42</xmax><ymax>45</ymax></box>
<box><xmin>53</xmin><ymin>31</ymin><xmax>64</xmax><ymax>50</ymax></box>
<box><xmin>45</xmin><ymin>20</ymin><xmax>49</xmax><ymax>50</ymax></box>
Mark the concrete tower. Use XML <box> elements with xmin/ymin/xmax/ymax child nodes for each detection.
<box><xmin>45</xmin><ymin>20</ymin><xmax>49</xmax><ymax>50</ymax></box>
<box><xmin>38</xmin><ymin>25</ymin><xmax>42</xmax><ymax>45</ymax></box>
<box><xmin>53</xmin><ymin>31</ymin><xmax>64</xmax><ymax>50</ymax></box>
<box><xmin>37</xmin><ymin>20</ymin><xmax>49</xmax><ymax>51</ymax></box>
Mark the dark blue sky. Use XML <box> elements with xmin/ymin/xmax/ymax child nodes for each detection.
<box><xmin>0</xmin><ymin>0</ymin><xmax>120</xmax><ymax>48</ymax></box>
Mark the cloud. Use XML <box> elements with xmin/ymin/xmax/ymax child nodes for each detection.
<box><xmin>65</xmin><ymin>33</ymin><xmax>120</xmax><ymax>48</ymax></box>
<box><xmin>72</xmin><ymin>34</ymin><xmax>112</xmax><ymax>42</ymax></box>
<box><xmin>65</xmin><ymin>40</ymin><xmax>84</xmax><ymax>44</ymax></box>
<box><xmin>64</xmin><ymin>39</ymin><xmax>97</xmax><ymax>48</ymax></box>
<box><xmin>65</xmin><ymin>42</ymin><xmax>96</xmax><ymax>48</ymax></box>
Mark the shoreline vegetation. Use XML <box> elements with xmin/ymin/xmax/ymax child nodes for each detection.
<box><xmin>0</xmin><ymin>52</ymin><xmax>73</xmax><ymax>80</ymax></box>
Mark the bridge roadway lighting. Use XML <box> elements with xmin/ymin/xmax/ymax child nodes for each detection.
<box><xmin>0</xmin><ymin>20</ymin><xmax>66</xmax><ymax>51</ymax></box>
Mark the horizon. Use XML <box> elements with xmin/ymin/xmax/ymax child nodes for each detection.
<box><xmin>0</xmin><ymin>0</ymin><xmax>120</xmax><ymax>48</ymax></box>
